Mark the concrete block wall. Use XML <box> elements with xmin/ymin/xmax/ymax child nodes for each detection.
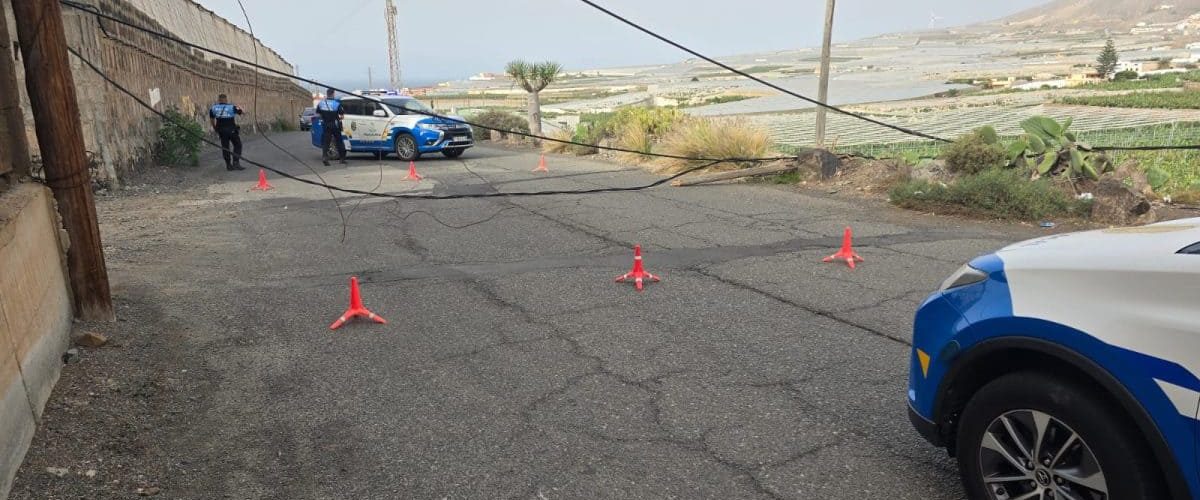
<box><xmin>0</xmin><ymin>184</ymin><xmax>73</xmax><ymax>499</ymax></box>
<box><xmin>3</xmin><ymin>0</ymin><xmax>311</xmax><ymax>186</ymax></box>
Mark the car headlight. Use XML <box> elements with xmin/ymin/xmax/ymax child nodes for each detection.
<box><xmin>939</xmin><ymin>263</ymin><xmax>988</xmax><ymax>291</ymax></box>
<box><xmin>421</xmin><ymin>122</ymin><xmax>450</xmax><ymax>130</ymax></box>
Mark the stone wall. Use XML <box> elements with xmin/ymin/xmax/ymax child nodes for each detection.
<box><xmin>0</xmin><ymin>184</ymin><xmax>73</xmax><ymax>499</ymax></box>
<box><xmin>3</xmin><ymin>0</ymin><xmax>311</xmax><ymax>187</ymax></box>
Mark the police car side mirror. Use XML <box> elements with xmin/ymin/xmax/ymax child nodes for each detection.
<box><xmin>372</xmin><ymin>109</ymin><xmax>387</xmax><ymax>117</ymax></box>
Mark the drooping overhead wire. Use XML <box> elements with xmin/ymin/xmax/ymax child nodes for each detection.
<box><xmin>574</xmin><ymin>0</ymin><xmax>953</xmax><ymax>143</ymax></box>
<box><xmin>68</xmin><ymin>45</ymin><xmax>736</xmax><ymax>200</ymax></box>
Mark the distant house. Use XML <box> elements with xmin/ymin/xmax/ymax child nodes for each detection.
<box><xmin>1015</xmin><ymin>79</ymin><xmax>1068</xmax><ymax>91</ymax></box>
<box><xmin>986</xmin><ymin>76</ymin><xmax>1017</xmax><ymax>89</ymax></box>
<box><xmin>1066</xmin><ymin>72</ymin><xmax>1102</xmax><ymax>87</ymax></box>
<box><xmin>1117</xmin><ymin>61</ymin><xmax>1145</xmax><ymax>75</ymax></box>
<box><xmin>468</xmin><ymin>72</ymin><xmax>500</xmax><ymax>81</ymax></box>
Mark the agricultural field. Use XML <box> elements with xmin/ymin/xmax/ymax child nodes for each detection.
<box><xmin>753</xmin><ymin>104</ymin><xmax>1200</xmax><ymax>149</ymax></box>
<box><xmin>1059</xmin><ymin>90</ymin><xmax>1200</xmax><ymax>109</ymax></box>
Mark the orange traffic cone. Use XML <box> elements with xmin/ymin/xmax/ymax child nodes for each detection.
<box><xmin>405</xmin><ymin>161</ymin><xmax>422</xmax><ymax>181</ymax></box>
<box><xmin>329</xmin><ymin>277</ymin><xmax>388</xmax><ymax>330</ymax></box>
<box><xmin>615</xmin><ymin>245</ymin><xmax>661</xmax><ymax>292</ymax></box>
<box><xmin>250</xmin><ymin>168</ymin><xmax>274</xmax><ymax>191</ymax></box>
<box><xmin>823</xmin><ymin>227</ymin><xmax>864</xmax><ymax>269</ymax></box>
<box><xmin>532</xmin><ymin>154</ymin><xmax>549</xmax><ymax>173</ymax></box>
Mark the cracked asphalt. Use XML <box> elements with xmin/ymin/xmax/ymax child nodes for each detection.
<box><xmin>12</xmin><ymin>133</ymin><xmax>1048</xmax><ymax>499</ymax></box>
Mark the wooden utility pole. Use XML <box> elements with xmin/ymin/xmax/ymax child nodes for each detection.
<box><xmin>12</xmin><ymin>0</ymin><xmax>115</xmax><ymax>321</ymax></box>
<box><xmin>0</xmin><ymin>3</ymin><xmax>31</xmax><ymax>178</ymax></box>
<box><xmin>814</xmin><ymin>0</ymin><xmax>836</xmax><ymax>147</ymax></box>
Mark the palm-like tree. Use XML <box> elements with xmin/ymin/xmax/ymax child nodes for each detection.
<box><xmin>505</xmin><ymin>60</ymin><xmax>563</xmax><ymax>138</ymax></box>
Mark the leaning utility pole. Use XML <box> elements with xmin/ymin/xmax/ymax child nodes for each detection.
<box><xmin>814</xmin><ymin>0</ymin><xmax>835</xmax><ymax>147</ymax></box>
<box><xmin>0</xmin><ymin>3</ymin><xmax>31</xmax><ymax>178</ymax></box>
<box><xmin>11</xmin><ymin>0</ymin><xmax>115</xmax><ymax>321</ymax></box>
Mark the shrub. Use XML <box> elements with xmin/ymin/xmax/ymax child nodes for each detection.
<box><xmin>942</xmin><ymin>127</ymin><xmax>1006</xmax><ymax>174</ymax></box>
<box><xmin>890</xmin><ymin>168</ymin><xmax>1088</xmax><ymax>220</ymax></box>
<box><xmin>542</xmin><ymin>127</ymin><xmax>577</xmax><ymax>154</ymax></box>
<box><xmin>469</xmin><ymin>109</ymin><xmax>529</xmax><ymax>140</ymax></box>
<box><xmin>656</xmin><ymin>117</ymin><xmax>775</xmax><ymax>172</ymax></box>
<box><xmin>272</xmin><ymin>116</ymin><xmax>297</xmax><ymax>132</ymax></box>
<box><xmin>1113</xmin><ymin>69</ymin><xmax>1139</xmax><ymax>81</ymax></box>
<box><xmin>154</xmin><ymin>107</ymin><xmax>203</xmax><ymax>167</ymax></box>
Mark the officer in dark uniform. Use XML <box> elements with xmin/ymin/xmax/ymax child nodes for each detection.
<box><xmin>316</xmin><ymin>88</ymin><xmax>346</xmax><ymax>166</ymax></box>
<box><xmin>209</xmin><ymin>94</ymin><xmax>245</xmax><ymax>171</ymax></box>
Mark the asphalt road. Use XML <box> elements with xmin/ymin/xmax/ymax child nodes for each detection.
<box><xmin>12</xmin><ymin>133</ymin><xmax>1045</xmax><ymax>499</ymax></box>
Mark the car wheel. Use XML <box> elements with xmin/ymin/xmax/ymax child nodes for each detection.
<box><xmin>442</xmin><ymin>148</ymin><xmax>465</xmax><ymax>158</ymax></box>
<box><xmin>394</xmin><ymin>134</ymin><xmax>419</xmax><ymax>161</ymax></box>
<box><xmin>956</xmin><ymin>371</ymin><xmax>1166</xmax><ymax>500</ymax></box>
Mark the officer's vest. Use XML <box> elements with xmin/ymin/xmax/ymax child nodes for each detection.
<box><xmin>317</xmin><ymin>99</ymin><xmax>341</xmax><ymax>113</ymax></box>
<box><xmin>211</xmin><ymin>103</ymin><xmax>237</xmax><ymax>119</ymax></box>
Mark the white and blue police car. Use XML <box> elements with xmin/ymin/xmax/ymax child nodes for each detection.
<box><xmin>909</xmin><ymin>218</ymin><xmax>1200</xmax><ymax>499</ymax></box>
<box><xmin>310</xmin><ymin>91</ymin><xmax>473</xmax><ymax>161</ymax></box>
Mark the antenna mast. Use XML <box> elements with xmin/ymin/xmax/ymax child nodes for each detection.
<box><xmin>385</xmin><ymin>0</ymin><xmax>402</xmax><ymax>89</ymax></box>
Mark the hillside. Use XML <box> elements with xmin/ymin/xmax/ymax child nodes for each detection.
<box><xmin>1002</xmin><ymin>0</ymin><xmax>1200</xmax><ymax>27</ymax></box>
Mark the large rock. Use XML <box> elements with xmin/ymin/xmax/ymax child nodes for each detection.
<box><xmin>796</xmin><ymin>149</ymin><xmax>841</xmax><ymax>179</ymax></box>
<box><xmin>1085</xmin><ymin>178</ymin><xmax>1155</xmax><ymax>225</ymax></box>
<box><xmin>1112</xmin><ymin>160</ymin><xmax>1154</xmax><ymax>197</ymax></box>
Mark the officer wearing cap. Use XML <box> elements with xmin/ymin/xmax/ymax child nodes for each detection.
<box><xmin>209</xmin><ymin>94</ymin><xmax>245</xmax><ymax>171</ymax></box>
<box><xmin>316</xmin><ymin>88</ymin><xmax>347</xmax><ymax>166</ymax></box>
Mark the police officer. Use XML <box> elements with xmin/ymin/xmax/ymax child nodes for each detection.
<box><xmin>209</xmin><ymin>94</ymin><xmax>245</xmax><ymax>171</ymax></box>
<box><xmin>316</xmin><ymin>88</ymin><xmax>347</xmax><ymax>166</ymax></box>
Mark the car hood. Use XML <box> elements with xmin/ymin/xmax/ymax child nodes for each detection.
<box><xmin>997</xmin><ymin>217</ymin><xmax>1200</xmax><ymax>261</ymax></box>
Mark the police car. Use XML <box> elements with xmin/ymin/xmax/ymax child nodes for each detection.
<box><xmin>909</xmin><ymin>218</ymin><xmax>1200</xmax><ymax>499</ymax></box>
<box><xmin>310</xmin><ymin>90</ymin><xmax>473</xmax><ymax>161</ymax></box>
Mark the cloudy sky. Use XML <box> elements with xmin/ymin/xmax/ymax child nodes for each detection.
<box><xmin>196</xmin><ymin>0</ymin><xmax>1050</xmax><ymax>86</ymax></box>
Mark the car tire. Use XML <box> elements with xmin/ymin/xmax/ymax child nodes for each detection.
<box><xmin>956</xmin><ymin>371</ymin><xmax>1166</xmax><ymax>500</ymax></box>
<box><xmin>442</xmin><ymin>148</ymin><xmax>465</xmax><ymax>159</ymax></box>
<box><xmin>394</xmin><ymin>133</ymin><xmax>419</xmax><ymax>161</ymax></box>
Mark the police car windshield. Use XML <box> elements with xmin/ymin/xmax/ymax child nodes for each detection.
<box><xmin>382</xmin><ymin>98</ymin><xmax>433</xmax><ymax>115</ymax></box>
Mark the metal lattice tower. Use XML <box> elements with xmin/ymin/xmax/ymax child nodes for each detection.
<box><xmin>385</xmin><ymin>0</ymin><xmax>402</xmax><ymax>89</ymax></box>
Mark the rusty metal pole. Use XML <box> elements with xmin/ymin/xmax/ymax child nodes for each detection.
<box><xmin>0</xmin><ymin>3</ymin><xmax>31</xmax><ymax>178</ymax></box>
<box><xmin>12</xmin><ymin>0</ymin><xmax>114</xmax><ymax>321</ymax></box>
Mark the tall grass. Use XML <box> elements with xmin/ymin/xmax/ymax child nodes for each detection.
<box><xmin>655</xmin><ymin>117</ymin><xmax>775</xmax><ymax>172</ymax></box>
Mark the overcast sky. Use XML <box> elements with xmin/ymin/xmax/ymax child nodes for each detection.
<box><xmin>196</xmin><ymin>0</ymin><xmax>1050</xmax><ymax>86</ymax></box>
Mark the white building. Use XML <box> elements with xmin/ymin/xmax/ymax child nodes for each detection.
<box><xmin>1117</xmin><ymin>61</ymin><xmax>1145</xmax><ymax>75</ymax></box>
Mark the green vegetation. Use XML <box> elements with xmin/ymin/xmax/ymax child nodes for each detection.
<box><xmin>1113</xmin><ymin>70</ymin><xmax>1139</xmax><ymax>81</ymax></box>
<box><xmin>942</xmin><ymin>127</ymin><xmax>1006</xmax><ymax>174</ymax></box>
<box><xmin>1008</xmin><ymin>116</ymin><xmax>1113</xmax><ymax>180</ymax></box>
<box><xmin>852</xmin><ymin>122</ymin><xmax>1200</xmax><ymax>197</ymax></box>
<box><xmin>739</xmin><ymin>65</ymin><xmax>788</xmax><ymax>74</ymax></box>
<box><xmin>676</xmin><ymin>95</ymin><xmax>755</xmax><ymax>108</ymax></box>
<box><xmin>154</xmin><ymin>108</ymin><xmax>203</xmax><ymax>167</ymax></box>
<box><xmin>272</xmin><ymin>117</ymin><xmax>297</xmax><ymax>132</ymax></box>
<box><xmin>890</xmin><ymin>169</ymin><xmax>1090</xmax><ymax>220</ymax></box>
<box><xmin>505</xmin><ymin>59</ymin><xmax>563</xmax><ymax>137</ymax></box>
<box><xmin>1096</xmin><ymin>38</ymin><xmax>1118</xmax><ymax>77</ymax></box>
<box><xmin>1078</xmin><ymin>71</ymin><xmax>1200</xmax><ymax>91</ymax></box>
<box><xmin>1059</xmin><ymin>91</ymin><xmax>1200</xmax><ymax>110</ymax></box>
<box><xmin>468</xmin><ymin>109</ymin><xmax>529</xmax><ymax>140</ymax></box>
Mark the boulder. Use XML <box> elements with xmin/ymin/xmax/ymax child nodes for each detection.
<box><xmin>1112</xmin><ymin>160</ymin><xmax>1154</xmax><ymax>197</ymax></box>
<box><xmin>1086</xmin><ymin>178</ymin><xmax>1155</xmax><ymax>225</ymax></box>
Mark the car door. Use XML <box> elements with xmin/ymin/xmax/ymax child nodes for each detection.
<box><xmin>356</xmin><ymin>101</ymin><xmax>391</xmax><ymax>146</ymax></box>
<box><xmin>340</xmin><ymin>100</ymin><xmax>372</xmax><ymax>150</ymax></box>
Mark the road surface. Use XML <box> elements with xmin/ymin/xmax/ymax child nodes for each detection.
<box><xmin>11</xmin><ymin>133</ymin><xmax>1044</xmax><ymax>499</ymax></box>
